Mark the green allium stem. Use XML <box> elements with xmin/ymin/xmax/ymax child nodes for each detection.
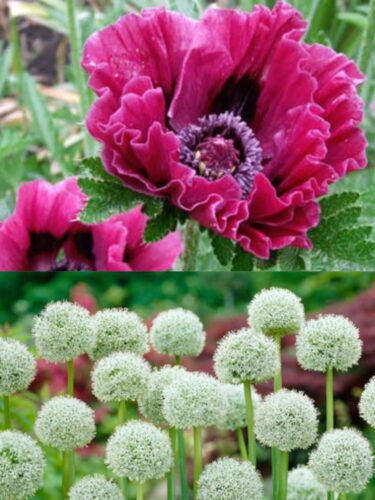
<box><xmin>193</xmin><ymin>426</ymin><xmax>203</xmax><ymax>500</ymax></box>
<box><xmin>338</xmin><ymin>494</ymin><xmax>347</xmax><ymax>500</ymax></box>
<box><xmin>175</xmin><ymin>355</ymin><xmax>181</xmax><ymax>366</ymax></box>
<box><xmin>118</xmin><ymin>401</ymin><xmax>128</xmax><ymax>499</ymax></box>
<box><xmin>273</xmin><ymin>334</ymin><xmax>282</xmax><ymax>499</ymax></box>
<box><xmin>278</xmin><ymin>450</ymin><xmax>289</xmax><ymax>500</ymax></box>
<box><xmin>136</xmin><ymin>482</ymin><xmax>143</xmax><ymax>500</ymax></box>
<box><xmin>167</xmin><ymin>427</ymin><xmax>177</xmax><ymax>500</ymax></box>
<box><xmin>236</xmin><ymin>428</ymin><xmax>248</xmax><ymax>460</ymax></box>
<box><xmin>326</xmin><ymin>367</ymin><xmax>334</xmax><ymax>431</ymax></box>
<box><xmin>62</xmin><ymin>451</ymin><xmax>72</xmax><ymax>498</ymax></box>
<box><xmin>67</xmin><ymin>359</ymin><xmax>74</xmax><ymax>396</ymax></box>
<box><xmin>358</xmin><ymin>0</ymin><xmax>375</xmax><ymax>76</ymax></box>
<box><xmin>243</xmin><ymin>380</ymin><xmax>256</xmax><ymax>465</ymax></box>
<box><xmin>3</xmin><ymin>395</ymin><xmax>10</xmax><ymax>429</ymax></box>
<box><xmin>177</xmin><ymin>428</ymin><xmax>188</xmax><ymax>500</ymax></box>
<box><xmin>181</xmin><ymin>219</ymin><xmax>200</xmax><ymax>271</ymax></box>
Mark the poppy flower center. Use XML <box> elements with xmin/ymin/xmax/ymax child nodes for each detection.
<box><xmin>178</xmin><ymin>112</ymin><xmax>262</xmax><ymax>198</ymax></box>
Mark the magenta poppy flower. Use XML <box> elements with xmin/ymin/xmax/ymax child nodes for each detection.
<box><xmin>0</xmin><ymin>178</ymin><xmax>182</xmax><ymax>271</ymax></box>
<box><xmin>82</xmin><ymin>3</ymin><xmax>367</xmax><ymax>259</ymax></box>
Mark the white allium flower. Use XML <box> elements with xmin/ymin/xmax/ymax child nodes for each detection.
<box><xmin>359</xmin><ymin>376</ymin><xmax>375</xmax><ymax>428</ymax></box>
<box><xmin>255</xmin><ymin>389</ymin><xmax>318</xmax><ymax>452</ymax></box>
<box><xmin>89</xmin><ymin>308</ymin><xmax>148</xmax><ymax>360</ymax></box>
<box><xmin>69</xmin><ymin>474</ymin><xmax>122</xmax><ymax>500</ymax></box>
<box><xmin>163</xmin><ymin>372</ymin><xmax>226</xmax><ymax>429</ymax></box>
<box><xmin>296</xmin><ymin>315</ymin><xmax>362</xmax><ymax>372</ymax></box>
<box><xmin>214</xmin><ymin>329</ymin><xmax>279</xmax><ymax>384</ymax></box>
<box><xmin>0</xmin><ymin>338</ymin><xmax>36</xmax><ymax>396</ymax></box>
<box><xmin>197</xmin><ymin>458</ymin><xmax>263</xmax><ymax>500</ymax></box>
<box><xmin>248</xmin><ymin>288</ymin><xmax>304</xmax><ymax>336</ymax></box>
<box><xmin>35</xmin><ymin>396</ymin><xmax>95</xmax><ymax>451</ymax></box>
<box><xmin>287</xmin><ymin>466</ymin><xmax>327</xmax><ymax>500</ymax></box>
<box><xmin>0</xmin><ymin>430</ymin><xmax>45</xmax><ymax>499</ymax></box>
<box><xmin>32</xmin><ymin>301</ymin><xmax>94</xmax><ymax>363</ymax></box>
<box><xmin>91</xmin><ymin>352</ymin><xmax>151</xmax><ymax>403</ymax></box>
<box><xmin>309</xmin><ymin>429</ymin><xmax>373</xmax><ymax>494</ymax></box>
<box><xmin>106</xmin><ymin>421</ymin><xmax>172</xmax><ymax>482</ymax></box>
<box><xmin>150</xmin><ymin>308</ymin><xmax>205</xmax><ymax>357</ymax></box>
<box><xmin>218</xmin><ymin>384</ymin><xmax>261</xmax><ymax>431</ymax></box>
<box><xmin>139</xmin><ymin>365</ymin><xmax>186</xmax><ymax>426</ymax></box>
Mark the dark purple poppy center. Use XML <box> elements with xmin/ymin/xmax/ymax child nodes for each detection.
<box><xmin>178</xmin><ymin>112</ymin><xmax>262</xmax><ymax>198</ymax></box>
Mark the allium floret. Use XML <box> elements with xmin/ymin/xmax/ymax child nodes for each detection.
<box><xmin>0</xmin><ymin>338</ymin><xmax>36</xmax><ymax>396</ymax></box>
<box><xmin>106</xmin><ymin>421</ymin><xmax>172</xmax><ymax>482</ymax></box>
<box><xmin>69</xmin><ymin>474</ymin><xmax>122</xmax><ymax>500</ymax></box>
<box><xmin>254</xmin><ymin>389</ymin><xmax>318</xmax><ymax>452</ymax></box>
<box><xmin>139</xmin><ymin>365</ymin><xmax>186</xmax><ymax>426</ymax></box>
<box><xmin>218</xmin><ymin>384</ymin><xmax>261</xmax><ymax>431</ymax></box>
<box><xmin>309</xmin><ymin>429</ymin><xmax>373</xmax><ymax>494</ymax></box>
<box><xmin>296</xmin><ymin>314</ymin><xmax>362</xmax><ymax>372</ymax></box>
<box><xmin>91</xmin><ymin>352</ymin><xmax>151</xmax><ymax>403</ymax></box>
<box><xmin>150</xmin><ymin>308</ymin><xmax>205</xmax><ymax>357</ymax></box>
<box><xmin>197</xmin><ymin>457</ymin><xmax>263</xmax><ymax>500</ymax></box>
<box><xmin>35</xmin><ymin>396</ymin><xmax>95</xmax><ymax>451</ymax></box>
<box><xmin>32</xmin><ymin>301</ymin><xmax>94</xmax><ymax>363</ymax></box>
<box><xmin>359</xmin><ymin>376</ymin><xmax>375</xmax><ymax>428</ymax></box>
<box><xmin>287</xmin><ymin>466</ymin><xmax>327</xmax><ymax>500</ymax></box>
<box><xmin>214</xmin><ymin>328</ymin><xmax>279</xmax><ymax>384</ymax></box>
<box><xmin>89</xmin><ymin>308</ymin><xmax>148</xmax><ymax>360</ymax></box>
<box><xmin>248</xmin><ymin>288</ymin><xmax>304</xmax><ymax>336</ymax></box>
<box><xmin>0</xmin><ymin>430</ymin><xmax>45</xmax><ymax>499</ymax></box>
<box><xmin>163</xmin><ymin>372</ymin><xmax>226</xmax><ymax>429</ymax></box>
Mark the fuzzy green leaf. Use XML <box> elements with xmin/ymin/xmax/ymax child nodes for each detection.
<box><xmin>209</xmin><ymin>233</ymin><xmax>235</xmax><ymax>266</ymax></box>
<box><xmin>144</xmin><ymin>204</ymin><xmax>185</xmax><ymax>243</ymax></box>
<box><xmin>231</xmin><ymin>246</ymin><xmax>255</xmax><ymax>271</ymax></box>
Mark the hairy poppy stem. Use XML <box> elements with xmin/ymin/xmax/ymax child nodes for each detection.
<box><xmin>236</xmin><ymin>428</ymin><xmax>248</xmax><ymax>460</ymax></box>
<box><xmin>273</xmin><ymin>334</ymin><xmax>282</xmax><ymax>499</ymax></box>
<box><xmin>193</xmin><ymin>426</ymin><xmax>203</xmax><ymax>500</ymax></box>
<box><xmin>3</xmin><ymin>396</ymin><xmax>10</xmax><ymax>430</ymax></box>
<box><xmin>243</xmin><ymin>380</ymin><xmax>256</xmax><ymax>465</ymax></box>
<box><xmin>182</xmin><ymin>220</ymin><xmax>200</xmax><ymax>271</ymax></box>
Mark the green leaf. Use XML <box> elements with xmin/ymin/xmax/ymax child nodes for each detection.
<box><xmin>0</xmin><ymin>44</ymin><xmax>12</xmax><ymax>97</ymax></box>
<box><xmin>144</xmin><ymin>203</ymin><xmax>185</xmax><ymax>243</ymax></box>
<box><xmin>231</xmin><ymin>246</ymin><xmax>255</xmax><ymax>271</ymax></box>
<box><xmin>209</xmin><ymin>233</ymin><xmax>235</xmax><ymax>266</ymax></box>
<box><xmin>305</xmin><ymin>0</ymin><xmax>336</xmax><ymax>43</ymax></box>
<box><xmin>277</xmin><ymin>248</ymin><xmax>308</xmax><ymax>271</ymax></box>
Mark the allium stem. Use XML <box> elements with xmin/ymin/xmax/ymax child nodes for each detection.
<box><xmin>278</xmin><ymin>450</ymin><xmax>289</xmax><ymax>500</ymax></box>
<box><xmin>3</xmin><ymin>395</ymin><xmax>10</xmax><ymax>429</ymax></box>
<box><xmin>181</xmin><ymin>219</ymin><xmax>200</xmax><ymax>271</ymax></box>
<box><xmin>62</xmin><ymin>451</ymin><xmax>72</xmax><ymax>498</ymax></box>
<box><xmin>177</xmin><ymin>428</ymin><xmax>188</xmax><ymax>500</ymax></box>
<box><xmin>136</xmin><ymin>482</ymin><xmax>143</xmax><ymax>500</ymax></box>
<box><xmin>167</xmin><ymin>427</ymin><xmax>177</xmax><ymax>500</ymax></box>
<box><xmin>175</xmin><ymin>355</ymin><xmax>181</xmax><ymax>366</ymax></box>
<box><xmin>358</xmin><ymin>0</ymin><xmax>375</xmax><ymax>76</ymax></box>
<box><xmin>273</xmin><ymin>334</ymin><xmax>282</xmax><ymax>499</ymax></box>
<box><xmin>236</xmin><ymin>428</ymin><xmax>248</xmax><ymax>460</ymax></box>
<box><xmin>338</xmin><ymin>494</ymin><xmax>347</xmax><ymax>500</ymax></box>
<box><xmin>67</xmin><ymin>359</ymin><xmax>74</xmax><ymax>396</ymax></box>
<box><xmin>326</xmin><ymin>366</ymin><xmax>334</xmax><ymax>500</ymax></box>
<box><xmin>118</xmin><ymin>401</ymin><xmax>128</xmax><ymax>499</ymax></box>
<box><xmin>243</xmin><ymin>380</ymin><xmax>256</xmax><ymax>465</ymax></box>
<box><xmin>193</xmin><ymin>426</ymin><xmax>203</xmax><ymax>500</ymax></box>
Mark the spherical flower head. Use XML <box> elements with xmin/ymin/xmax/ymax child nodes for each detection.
<box><xmin>218</xmin><ymin>384</ymin><xmax>261</xmax><ymax>431</ymax></box>
<box><xmin>359</xmin><ymin>376</ymin><xmax>375</xmax><ymax>428</ymax></box>
<box><xmin>0</xmin><ymin>430</ymin><xmax>45</xmax><ymax>499</ymax></box>
<box><xmin>214</xmin><ymin>328</ymin><xmax>279</xmax><ymax>384</ymax></box>
<box><xmin>139</xmin><ymin>365</ymin><xmax>186</xmax><ymax>426</ymax></box>
<box><xmin>150</xmin><ymin>308</ymin><xmax>205</xmax><ymax>357</ymax></box>
<box><xmin>69</xmin><ymin>474</ymin><xmax>122</xmax><ymax>500</ymax></box>
<box><xmin>309</xmin><ymin>429</ymin><xmax>373</xmax><ymax>494</ymax></box>
<box><xmin>0</xmin><ymin>338</ymin><xmax>36</xmax><ymax>396</ymax></box>
<box><xmin>106</xmin><ymin>421</ymin><xmax>172</xmax><ymax>482</ymax></box>
<box><xmin>91</xmin><ymin>352</ymin><xmax>151</xmax><ymax>403</ymax></box>
<box><xmin>89</xmin><ymin>308</ymin><xmax>149</xmax><ymax>360</ymax></box>
<box><xmin>35</xmin><ymin>396</ymin><xmax>95</xmax><ymax>451</ymax></box>
<box><xmin>287</xmin><ymin>466</ymin><xmax>327</xmax><ymax>500</ymax></box>
<box><xmin>163</xmin><ymin>372</ymin><xmax>226</xmax><ymax>429</ymax></box>
<box><xmin>32</xmin><ymin>301</ymin><xmax>94</xmax><ymax>363</ymax></box>
<box><xmin>248</xmin><ymin>288</ymin><xmax>304</xmax><ymax>336</ymax></box>
<box><xmin>197</xmin><ymin>458</ymin><xmax>263</xmax><ymax>500</ymax></box>
<box><xmin>296</xmin><ymin>314</ymin><xmax>362</xmax><ymax>373</ymax></box>
<box><xmin>255</xmin><ymin>389</ymin><xmax>318</xmax><ymax>452</ymax></box>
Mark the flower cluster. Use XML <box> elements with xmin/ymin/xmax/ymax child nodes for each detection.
<box><xmin>359</xmin><ymin>376</ymin><xmax>375</xmax><ymax>428</ymax></box>
<box><xmin>287</xmin><ymin>466</ymin><xmax>327</xmax><ymax>500</ymax></box>
<box><xmin>0</xmin><ymin>338</ymin><xmax>36</xmax><ymax>396</ymax></box>
<box><xmin>218</xmin><ymin>384</ymin><xmax>261</xmax><ymax>431</ymax></box>
<box><xmin>69</xmin><ymin>474</ymin><xmax>122</xmax><ymax>500</ymax></box>
<box><xmin>0</xmin><ymin>178</ymin><xmax>182</xmax><ymax>271</ymax></box>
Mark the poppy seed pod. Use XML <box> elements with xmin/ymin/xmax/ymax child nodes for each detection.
<box><xmin>0</xmin><ymin>338</ymin><xmax>36</xmax><ymax>396</ymax></box>
<box><xmin>287</xmin><ymin>466</ymin><xmax>327</xmax><ymax>500</ymax></box>
<box><xmin>218</xmin><ymin>384</ymin><xmax>261</xmax><ymax>431</ymax></box>
<box><xmin>359</xmin><ymin>376</ymin><xmax>375</xmax><ymax>428</ymax></box>
<box><xmin>69</xmin><ymin>474</ymin><xmax>122</xmax><ymax>500</ymax></box>
<box><xmin>248</xmin><ymin>288</ymin><xmax>304</xmax><ymax>336</ymax></box>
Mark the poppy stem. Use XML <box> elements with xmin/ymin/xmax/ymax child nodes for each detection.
<box><xmin>193</xmin><ymin>426</ymin><xmax>203</xmax><ymax>500</ymax></box>
<box><xmin>236</xmin><ymin>428</ymin><xmax>248</xmax><ymax>460</ymax></box>
<box><xmin>358</xmin><ymin>0</ymin><xmax>375</xmax><ymax>77</ymax></box>
<box><xmin>243</xmin><ymin>380</ymin><xmax>256</xmax><ymax>465</ymax></box>
<box><xmin>3</xmin><ymin>396</ymin><xmax>10</xmax><ymax>430</ymax></box>
<box><xmin>182</xmin><ymin>219</ymin><xmax>200</xmax><ymax>271</ymax></box>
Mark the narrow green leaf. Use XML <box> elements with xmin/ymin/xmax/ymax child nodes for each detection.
<box><xmin>305</xmin><ymin>0</ymin><xmax>336</xmax><ymax>43</ymax></box>
<box><xmin>0</xmin><ymin>45</ymin><xmax>12</xmax><ymax>97</ymax></box>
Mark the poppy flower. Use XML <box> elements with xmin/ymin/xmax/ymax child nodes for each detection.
<box><xmin>0</xmin><ymin>178</ymin><xmax>182</xmax><ymax>271</ymax></box>
<box><xmin>82</xmin><ymin>3</ymin><xmax>366</xmax><ymax>259</ymax></box>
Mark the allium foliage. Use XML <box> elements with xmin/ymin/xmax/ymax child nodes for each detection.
<box><xmin>0</xmin><ymin>338</ymin><xmax>36</xmax><ymax>396</ymax></box>
<box><xmin>69</xmin><ymin>474</ymin><xmax>122</xmax><ymax>500</ymax></box>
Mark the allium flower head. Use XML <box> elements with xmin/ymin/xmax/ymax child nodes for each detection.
<box><xmin>218</xmin><ymin>384</ymin><xmax>261</xmax><ymax>431</ymax></box>
<box><xmin>82</xmin><ymin>4</ymin><xmax>366</xmax><ymax>259</ymax></box>
<box><xmin>248</xmin><ymin>288</ymin><xmax>304</xmax><ymax>336</ymax></box>
<box><xmin>106</xmin><ymin>421</ymin><xmax>173</xmax><ymax>482</ymax></box>
<box><xmin>309</xmin><ymin>429</ymin><xmax>373</xmax><ymax>494</ymax></box>
<box><xmin>89</xmin><ymin>308</ymin><xmax>149</xmax><ymax>360</ymax></box>
<box><xmin>197</xmin><ymin>458</ymin><xmax>263</xmax><ymax>500</ymax></box>
<box><xmin>69</xmin><ymin>474</ymin><xmax>122</xmax><ymax>500</ymax></box>
<box><xmin>139</xmin><ymin>365</ymin><xmax>186</xmax><ymax>426</ymax></box>
<box><xmin>163</xmin><ymin>372</ymin><xmax>226</xmax><ymax>429</ymax></box>
<box><xmin>359</xmin><ymin>376</ymin><xmax>375</xmax><ymax>428</ymax></box>
<box><xmin>32</xmin><ymin>301</ymin><xmax>94</xmax><ymax>363</ymax></box>
<box><xmin>150</xmin><ymin>308</ymin><xmax>205</xmax><ymax>357</ymax></box>
<box><xmin>35</xmin><ymin>396</ymin><xmax>96</xmax><ymax>451</ymax></box>
<box><xmin>0</xmin><ymin>430</ymin><xmax>45</xmax><ymax>499</ymax></box>
<box><xmin>255</xmin><ymin>389</ymin><xmax>318</xmax><ymax>452</ymax></box>
<box><xmin>0</xmin><ymin>338</ymin><xmax>36</xmax><ymax>396</ymax></box>
<box><xmin>296</xmin><ymin>314</ymin><xmax>362</xmax><ymax>372</ymax></box>
<box><xmin>91</xmin><ymin>351</ymin><xmax>151</xmax><ymax>403</ymax></box>
<box><xmin>214</xmin><ymin>328</ymin><xmax>279</xmax><ymax>384</ymax></box>
<box><xmin>287</xmin><ymin>466</ymin><xmax>327</xmax><ymax>500</ymax></box>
